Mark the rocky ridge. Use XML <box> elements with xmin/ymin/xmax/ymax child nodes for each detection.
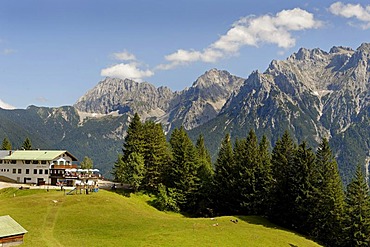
<box><xmin>74</xmin><ymin>69</ymin><xmax>245</xmax><ymax>131</ymax></box>
<box><xmin>198</xmin><ymin>43</ymin><xmax>369</xmax><ymax>182</ymax></box>
<box><xmin>1</xmin><ymin>43</ymin><xmax>369</xmax><ymax>182</ymax></box>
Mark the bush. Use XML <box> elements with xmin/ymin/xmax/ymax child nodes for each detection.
<box><xmin>153</xmin><ymin>184</ymin><xmax>181</xmax><ymax>212</ymax></box>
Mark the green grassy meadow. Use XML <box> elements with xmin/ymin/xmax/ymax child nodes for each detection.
<box><xmin>0</xmin><ymin>187</ymin><xmax>321</xmax><ymax>247</ymax></box>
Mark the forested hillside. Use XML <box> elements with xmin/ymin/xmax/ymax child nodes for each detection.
<box><xmin>112</xmin><ymin>114</ymin><xmax>370</xmax><ymax>247</ymax></box>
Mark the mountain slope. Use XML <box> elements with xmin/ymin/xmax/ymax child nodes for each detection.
<box><xmin>74</xmin><ymin>77</ymin><xmax>174</xmax><ymax>119</ymax></box>
<box><xmin>0</xmin><ymin>106</ymin><xmax>128</xmax><ymax>177</ymax></box>
<box><xmin>191</xmin><ymin>43</ymin><xmax>370</xmax><ymax>183</ymax></box>
<box><xmin>164</xmin><ymin>69</ymin><xmax>245</xmax><ymax>130</ymax></box>
<box><xmin>0</xmin><ymin>44</ymin><xmax>369</xmax><ymax>183</ymax></box>
<box><xmin>74</xmin><ymin>69</ymin><xmax>245</xmax><ymax>131</ymax></box>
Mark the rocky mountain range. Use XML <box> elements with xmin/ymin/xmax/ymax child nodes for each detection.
<box><xmin>195</xmin><ymin>44</ymin><xmax>370</xmax><ymax>182</ymax></box>
<box><xmin>0</xmin><ymin>44</ymin><xmax>369</xmax><ymax>182</ymax></box>
<box><xmin>74</xmin><ymin>68</ymin><xmax>245</xmax><ymax>131</ymax></box>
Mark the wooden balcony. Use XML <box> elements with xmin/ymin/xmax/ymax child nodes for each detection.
<box><xmin>51</xmin><ymin>164</ymin><xmax>78</xmax><ymax>169</ymax></box>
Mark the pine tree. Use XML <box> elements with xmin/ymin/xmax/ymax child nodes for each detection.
<box><xmin>213</xmin><ymin>133</ymin><xmax>236</xmax><ymax>215</ymax></box>
<box><xmin>116</xmin><ymin>114</ymin><xmax>171</xmax><ymax>192</ymax></box>
<box><xmin>80</xmin><ymin>156</ymin><xmax>93</xmax><ymax>170</ymax></box>
<box><xmin>1</xmin><ymin>137</ymin><xmax>12</xmax><ymax>150</ymax></box>
<box><xmin>232</xmin><ymin>137</ymin><xmax>247</xmax><ymax>212</ymax></box>
<box><xmin>343</xmin><ymin>165</ymin><xmax>370</xmax><ymax>247</ymax></box>
<box><xmin>21</xmin><ymin>137</ymin><xmax>32</xmax><ymax>150</ymax></box>
<box><xmin>195</xmin><ymin>134</ymin><xmax>213</xmax><ymax>180</ymax></box>
<box><xmin>269</xmin><ymin>131</ymin><xmax>297</xmax><ymax>226</ymax></box>
<box><xmin>168</xmin><ymin>127</ymin><xmax>200</xmax><ymax>212</ymax></box>
<box><xmin>254</xmin><ymin>135</ymin><xmax>273</xmax><ymax>215</ymax></box>
<box><xmin>114</xmin><ymin>113</ymin><xmax>145</xmax><ymax>188</ymax></box>
<box><xmin>238</xmin><ymin>129</ymin><xmax>260</xmax><ymax>214</ymax></box>
<box><xmin>286</xmin><ymin>141</ymin><xmax>317</xmax><ymax>233</ymax></box>
<box><xmin>122</xmin><ymin>113</ymin><xmax>144</xmax><ymax>159</ymax></box>
<box><xmin>113</xmin><ymin>153</ymin><xmax>146</xmax><ymax>192</ymax></box>
<box><xmin>113</xmin><ymin>154</ymin><xmax>125</xmax><ymax>183</ymax></box>
<box><xmin>142</xmin><ymin>121</ymin><xmax>171</xmax><ymax>192</ymax></box>
<box><xmin>310</xmin><ymin>138</ymin><xmax>345</xmax><ymax>246</ymax></box>
<box><xmin>195</xmin><ymin>134</ymin><xmax>214</xmax><ymax>216</ymax></box>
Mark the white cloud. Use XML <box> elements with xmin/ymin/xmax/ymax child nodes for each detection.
<box><xmin>329</xmin><ymin>2</ymin><xmax>370</xmax><ymax>29</ymax></box>
<box><xmin>156</xmin><ymin>49</ymin><xmax>204</xmax><ymax>70</ymax></box>
<box><xmin>36</xmin><ymin>97</ymin><xmax>48</xmax><ymax>103</ymax></box>
<box><xmin>101</xmin><ymin>63</ymin><xmax>154</xmax><ymax>82</ymax></box>
<box><xmin>112</xmin><ymin>50</ymin><xmax>136</xmax><ymax>61</ymax></box>
<box><xmin>158</xmin><ymin>8</ymin><xmax>322</xmax><ymax>70</ymax></box>
<box><xmin>3</xmin><ymin>49</ymin><xmax>17</xmax><ymax>55</ymax></box>
<box><xmin>0</xmin><ymin>99</ymin><xmax>15</xmax><ymax>109</ymax></box>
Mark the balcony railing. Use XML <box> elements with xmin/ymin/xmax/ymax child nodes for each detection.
<box><xmin>51</xmin><ymin>164</ymin><xmax>78</xmax><ymax>169</ymax></box>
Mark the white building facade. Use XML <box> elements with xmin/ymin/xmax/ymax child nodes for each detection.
<box><xmin>0</xmin><ymin>150</ymin><xmax>78</xmax><ymax>185</ymax></box>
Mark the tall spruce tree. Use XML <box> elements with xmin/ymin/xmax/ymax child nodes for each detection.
<box><xmin>1</xmin><ymin>137</ymin><xmax>12</xmax><ymax>150</ymax></box>
<box><xmin>195</xmin><ymin>134</ymin><xmax>214</xmax><ymax>216</ymax></box>
<box><xmin>286</xmin><ymin>141</ymin><xmax>317</xmax><ymax>233</ymax></box>
<box><xmin>168</xmin><ymin>127</ymin><xmax>200</xmax><ymax>212</ymax></box>
<box><xmin>113</xmin><ymin>113</ymin><xmax>170</xmax><ymax>192</ymax></box>
<box><xmin>142</xmin><ymin>121</ymin><xmax>171</xmax><ymax>192</ymax></box>
<box><xmin>113</xmin><ymin>113</ymin><xmax>145</xmax><ymax>186</ymax></box>
<box><xmin>238</xmin><ymin>129</ymin><xmax>260</xmax><ymax>214</ymax></box>
<box><xmin>343</xmin><ymin>165</ymin><xmax>370</xmax><ymax>247</ymax></box>
<box><xmin>114</xmin><ymin>152</ymin><xmax>145</xmax><ymax>192</ymax></box>
<box><xmin>254</xmin><ymin>135</ymin><xmax>273</xmax><ymax>215</ymax></box>
<box><xmin>231</xmin><ymin>137</ymin><xmax>247</xmax><ymax>214</ymax></box>
<box><xmin>195</xmin><ymin>134</ymin><xmax>213</xmax><ymax>180</ymax></box>
<box><xmin>122</xmin><ymin>113</ymin><xmax>144</xmax><ymax>159</ymax></box>
<box><xmin>269</xmin><ymin>131</ymin><xmax>297</xmax><ymax>226</ymax></box>
<box><xmin>310</xmin><ymin>138</ymin><xmax>345</xmax><ymax>246</ymax></box>
<box><xmin>213</xmin><ymin>133</ymin><xmax>236</xmax><ymax>215</ymax></box>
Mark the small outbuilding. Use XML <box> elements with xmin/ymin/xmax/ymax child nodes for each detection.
<box><xmin>0</xmin><ymin>215</ymin><xmax>27</xmax><ymax>246</ymax></box>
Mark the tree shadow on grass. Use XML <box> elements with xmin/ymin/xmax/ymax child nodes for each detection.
<box><xmin>236</xmin><ymin>216</ymin><xmax>318</xmax><ymax>246</ymax></box>
<box><xmin>111</xmin><ymin>188</ymin><xmax>133</xmax><ymax>197</ymax></box>
<box><xmin>236</xmin><ymin>215</ymin><xmax>280</xmax><ymax>229</ymax></box>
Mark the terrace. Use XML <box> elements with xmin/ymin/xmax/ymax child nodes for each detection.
<box><xmin>50</xmin><ymin>164</ymin><xmax>78</xmax><ymax>169</ymax></box>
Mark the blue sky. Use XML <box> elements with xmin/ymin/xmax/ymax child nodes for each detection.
<box><xmin>0</xmin><ymin>0</ymin><xmax>369</xmax><ymax>109</ymax></box>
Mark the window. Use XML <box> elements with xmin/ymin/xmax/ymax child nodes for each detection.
<box><xmin>41</xmin><ymin>161</ymin><xmax>47</xmax><ymax>164</ymax></box>
<box><xmin>33</xmin><ymin>160</ymin><xmax>39</xmax><ymax>164</ymax></box>
<box><xmin>44</xmin><ymin>169</ymin><xmax>48</xmax><ymax>175</ymax></box>
<box><xmin>26</xmin><ymin>169</ymin><xmax>29</xmax><ymax>174</ymax></box>
<box><xmin>25</xmin><ymin>160</ymin><xmax>31</xmax><ymax>164</ymax></box>
<box><xmin>11</xmin><ymin>160</ymin><xmax>16</xmax><ymax>164</ymax></box>
<box><xmin>33</xmin><ymin>169</ymin><xmax>37</xmax><ymax>174</ymax></box>
<box><xmin>0</xmin><ymin>160</ymin><xmax>3</xmax><ymax>164</ymax></box>
<box><xmin>18</xmin><ymin>169</ymin><xmax>21</xmax><ymax>174</ymax></box>
<box><xmin>12</xmin><ymin>169</ymin><xmax>16</xmax><ymax>174</ymax></box>
<box><xmin>39</xmin><ymin>169</ymin><xmax>43</xmax><ymax>175</ymax></box>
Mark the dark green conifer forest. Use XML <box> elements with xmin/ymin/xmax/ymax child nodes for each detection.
<box><xmin>112</xmin><ymin>115</ymin><xmax>370</xmax><ymax>247</ymax></box>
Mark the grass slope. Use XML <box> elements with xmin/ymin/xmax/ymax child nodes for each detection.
<box><xmin>0</xmin><ymin>188</ymin><xmax>321</xmax><ymax>247</ymax></box>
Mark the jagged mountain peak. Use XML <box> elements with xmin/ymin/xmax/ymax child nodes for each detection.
<box><xmin>289</xmin><ymin>47</ymin><xmax>328</xmax><ymax>61</ymax></box>
<box><xmin>74</xmin><ymin>77</ymin><xmax>174</xmax><ymax>117</ymax></box>
<box><xmin>2</xmin><ymin>43</ymin><xmax>370</xmax><ymax>184</ymax></box>
<box><xmin>357</xmin><ymin>42</ymin><xmax>370</xmax><ymax>53</ymax></box>
<box><xmin>191</xmin><ymin>68</ymin><xmax>235</xmax><ymax>89</ymax></box>
<box><xmin>165</xmin><ymin>68</ymin><xmax>245</xmax><ymax>130</ymax></box>
<box><xmin>220</xmin><ymin>43</ymin><xmax>370</xmax><ymax>145</ymax></box>
<box><xmin>329</xmin><ymin>46</ymin><xmax>354</xmax><ymax>54</ymax></box>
